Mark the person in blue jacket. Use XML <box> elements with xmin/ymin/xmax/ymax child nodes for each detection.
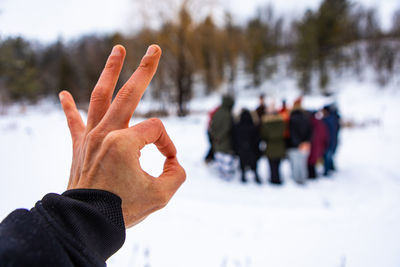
<box><xmin>322</xmin><ymin>104</ymin><xmax>341</xmax><ymax>176</ymax></box>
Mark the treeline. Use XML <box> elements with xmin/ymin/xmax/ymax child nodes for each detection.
<box><xmin>0</xmin><ymin>0</ymin><xmax>399</xmax><ymax>115</ymax></box>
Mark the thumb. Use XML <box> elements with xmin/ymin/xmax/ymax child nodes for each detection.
<box><xmin>156</xmin><ymin>156</ymin><xmax>186</xmax><ymax>196</ymax></box>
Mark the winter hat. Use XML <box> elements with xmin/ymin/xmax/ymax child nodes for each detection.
<box><xmin>293</xmin><ymin>97</ymin><xmax>303</xmax><ymax>110</ymax></box>
<box><xmin>222</xmin><ymin>95</ymin><xmax>235</xmax><ymax>110</ymax></box>
<box><xmin>323</xmin><ymin>104</ymin><xmax>333</xmax><ymax>112</ymax></box>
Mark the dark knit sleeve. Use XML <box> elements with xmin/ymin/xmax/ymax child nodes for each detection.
<box><xmin>0</xmin><ymin>189</ymin><xmax>126</xmax><ymax>267</ymax></box>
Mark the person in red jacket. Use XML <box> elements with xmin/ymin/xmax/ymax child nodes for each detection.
<box><xmin>279</xmin><ymin>99</ymin><xmax>290</xmax><ymax>148</ymax></box>
<box><xmin>307</xmin><ymin>111</ymin><xmax>330</xmax><ymax>179</ymax></box>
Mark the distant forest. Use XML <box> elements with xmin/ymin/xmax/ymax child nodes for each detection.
<box><xmin>1</xmin><ymin>0</ymin><xmax>399</xmax><ymax>116</ymax></box>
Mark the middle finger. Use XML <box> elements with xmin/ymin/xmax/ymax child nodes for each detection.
<box><xmin>99</xmin><ymin>45</ymin><xmax>161</xmax><ymax>131</ymax></box>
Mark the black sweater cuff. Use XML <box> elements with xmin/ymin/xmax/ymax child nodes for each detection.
<box><xmin>37</xmin><ymin>189</ymin><xmax>126</xmax><ymax>264</ymax></box>
<box><xmin>0</xmin><ymin>189</ymin><xmax>125</xmax><ymax>266</ymax></box>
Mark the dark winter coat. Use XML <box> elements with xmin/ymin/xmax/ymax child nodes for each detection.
<box><xmin>260</xmin><ymin>114</ymin><xmax>286</xmax><ymax>159</ymax></box>
<box><xmin>233</xmin><ymin>110</ymin><xmax>260</xmax><ymax>170</ymax></box>
<box><xmin>308</xmin><ymin>115</ymin><xmax>330</xmax><ymax>165</ymax></box>
<box><xmin>255</xmin><ymin>104</ymin><xmax>266</xmax><ymax>123</ymax></box>
<box><xmin>323</xmin><ymin>110</ymin><xmax>340</xmax><ymax>153</ymax></box>
<box><xmin>210</xmin><ymin>96</ymin><xmax>234</xmax><ymax>154</ymax></box>
<box><xmin>0</xmin><ymin>189</ymin><xmax>125</xmax><ymax>266</ymax></box>
<box><xmin>288</xmin><ymin>109</ymin><xmax>312</xmax><ymax>148</ymax></box>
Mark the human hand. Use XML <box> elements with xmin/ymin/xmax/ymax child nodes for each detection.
<box><xmin>59</xmin><ymin>44</ymin><xmax>186</xmax><ymax>228</ymax></box>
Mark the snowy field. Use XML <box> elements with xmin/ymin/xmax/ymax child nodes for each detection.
<box><xmin>0</xmin><ymin>78</ymin><xmax>400</xmax><ymax>267</ymax></box>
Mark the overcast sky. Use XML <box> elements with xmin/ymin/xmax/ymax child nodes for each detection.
<box><xmin>0</xmin><ymin>0</ymin><xmax>398</xmax><ymax>43</ymax></box>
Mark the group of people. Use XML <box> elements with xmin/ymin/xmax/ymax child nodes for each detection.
<box><xmin>205</xmin><ymin>94</ymin><xmax>341</xmax><ymax>185</ymax></box>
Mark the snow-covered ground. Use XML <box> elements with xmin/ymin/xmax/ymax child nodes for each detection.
<box><xmin>0</xmin><ymin>78</ymin><xmax>400</xmax><ymax>267</ymax></box>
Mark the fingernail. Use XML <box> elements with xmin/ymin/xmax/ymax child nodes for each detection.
<box><xmin>111</xmin><ymin>46</ymin><xmax>121</xmax><ymax>56</ymax></box>
<box><xmin>145</xmin><ymin>45</ymin><xmax>158</xmax><ymax>56</ymax></box>
<box><xmin>58</xmin><ymin>92</ymin><xmax>64</xmax><ymax>102</ymax></box>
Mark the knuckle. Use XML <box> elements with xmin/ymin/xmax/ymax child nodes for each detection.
<box><xmin>86</xmin><ymin>131</ymin><xmax>99</xmax><ymax>143</ymax></box>
<box><xmin>116</xmin><ymin>85</ymin><xmax>134</xmax><ymax>101</ymax></box>
<box><xmin>105</xmin><ymin>53</ymin><xmax>122</xmax><ymax>70</ymax></box>
<box><xmin>104</xmin><ymin>59</ymin><xmax>116</xmax><ymax>69</ymax></box>
<box><xmin>85</xmin><ymin>131</ymin><xmax>104</xmax><ymax>150</ymax></box>
<box><xmin>148</xmin><ymin>117</ymin><xmax>163</xmax><ymax>128</ymax></box>
<box><xmin>90</xmin><ymin>86</ymin><xmax>108</xmax><ymax>103</ymax></box>
<box><xmin>102</xmin><ymin>130</ymin><xmax>129</xmax><ymax>156</ymax></box>
<box><xmin>103</xmin><ymin>131</ymin><xmax>121</xmax><ymax>149</ymax></box>
<box><xmin>62</xmin><ymin>99</ymin><xmax>72</xmax><ymax>110</ymax></box>
<box><xmin>62</xmin><ymin>101</ymin><xmax>76</xmax><ymax>115</ymax></box>
<box><xmin>138</xmin><ymin>59</ymin><xmax>151</xmax><ymax>71</ymax></box>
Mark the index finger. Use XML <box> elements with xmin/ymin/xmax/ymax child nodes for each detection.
<box><xmin>127</xmin><ymin>118</ymin><xmax>176</xmax><ymax>158</ymax></box>
<box><xmin>100</xmin><ymin>45</ymin><xmax>161</xmax><ymax>130</ymax></box>
<box><xmin>126</xmin><ymin>118</ymin><xmax>185</xmax><ymax>198</ymax></box>
<box><xmin>128</xmin><ymin>118</ymin><xmax>186</xmax><ymax>196</ymax></box>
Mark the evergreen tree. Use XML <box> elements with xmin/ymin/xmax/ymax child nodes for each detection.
<box><xmin>224</xmin><ymin>12</ymin><xmax>243</xmax><ymax>93</ymax></box>
<box><xmin>0</xmin><ymin>37</ymin><xmax>42</xmax><ymax>102</ymax></box>
<box><xmin>196</xmin><ymin>16</ymin><xmax>221</xmax><ymax>94</ymax></box>
<box><xmin>293</xmin><ymin>0</ymin><xmax>353</xmax><ymax>93</ymax></box>
<box><xmin>245</xmin><ymin>16</ymin><xmax>269</xmax><ymax>87</ymax></box>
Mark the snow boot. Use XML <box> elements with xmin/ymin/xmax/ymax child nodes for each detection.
<box><xmin>254</xmin><ymin>172</ymin><xmax>262</xmax><ymax>185</ymax></box>
<box><xmin>241</xmin><ymin>170</ymin><xmax>247</xmax><ymax>183</ymax></box>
